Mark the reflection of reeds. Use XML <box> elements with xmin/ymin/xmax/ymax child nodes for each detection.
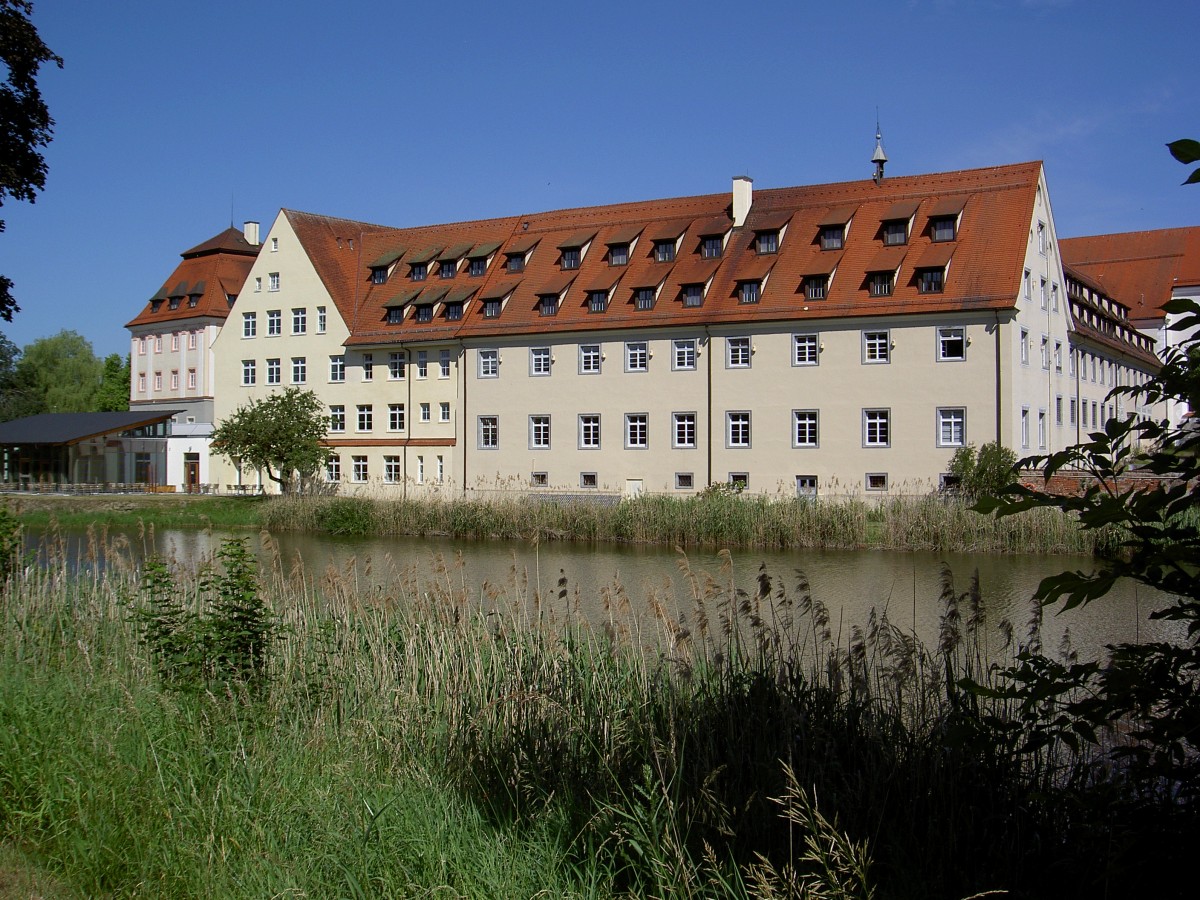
<box><xmin>0</xmin><ymin>531</ymin><xmax>1169</xmax><ymax>899</ymax></box>
<box><xmin>259</xmin><ymin>492</ymin><xmax>1113</xmax><ymax>555</ymax></box>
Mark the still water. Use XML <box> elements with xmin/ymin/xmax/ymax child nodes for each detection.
<box><xmin>31</xmin><ymin>526</ymin><xmax>1181</xmax><ymax>660</ymax></box>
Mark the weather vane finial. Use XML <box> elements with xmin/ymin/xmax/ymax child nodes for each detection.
<box><xmin>872</xmin><ymin>113</ymin><xmax>887</xmax><ymax>185</ymax></box>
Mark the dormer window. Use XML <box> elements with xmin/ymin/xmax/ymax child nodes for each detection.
<box><xmin>506</xmin><ymin>253</ymin><xmax>525</xmax><ymax>273</ymax></box>
<box><xmin>188</xmin><ymin>296</ymin><xmax>199</xmax><ymax>308</ymax></box>
<box><xmin>169</xmin><ymin>297</ymin><xmax>181</xmax><ymax>310</ymax></box>
<box><xmin>869</xmin><ymin>272</ymin><xmax>894</xmax><ymax>297</ymax></box>
<box><xmin>439</xmin><ymin>260</ymin><xmax>456</xmax><ymax>279</ymax></box>
<box><xmin>411</xmin><ymin>262</ymin><xmax>427</xmax><ymax>282</ymax></box>
<box><xmin>931</xmin><ymin>217</ymin><xmax>957</xmax><ymax>242</ymax></box>
<box><xmin>882</xmin><ymin>221</ymin><xmax>907</xmax><ymax>246</ymax></box>
<box><xmin>371</xmin><ymin>267</ymin><xmax>388</xmax><ymax>284</ymax></box>
<box><xmin>918</xmin><ymin>269</ymin><xmax>945</xmax><ymax>294</ymax></box>
<box><xmin>739</xmin><ymin>281</ymin><xmax>760</xmax><ymax>304</ymax></box>
<box><xmin>561</xmin><ymin>247</ymin><xmax>580</xmax><ymax>270</ymax></box>
<box><xmin>588</xmin><ymin>291</ymin><xmax>608</xmax><ymax>313</ymax></box>
<box><xmin>415</xmin><ymin>304</ymin><xmax>433</xmax><ymax>323</ymax></box>
<box><xmin>387</xmin><ymin>307</ymin><xmax>404</xmax><ymax>324</ymax></box>
<box><xmin>820</xmin><ymin>226</ymin><xmax>844</xmax><ymax>250</ymax></box>
<box><xmin>635</xmin><ymin>287</ymin><xmax>655</xmax><ymax>310</ymax></box>
<box><xmin>483</xmin><ymin>298</ymin><xmax>501</xmax><ymax>317</ymax></box>
<box><xmin>609</xmin><ymin>243</ymin><xmax>628</xmax><ymax>266</ymax></box>
<box><xmin>804</xmin><ymin>275</ymin><xmax>828</xmax><ymax>300</ymax></box>
<box><xmin>151</xmin><ymin>300</ymin><xmax>163</xmax><ymax>313</ymax></box>
<box><xmin>683</xmin><ymin>284</ymin><xmax>703</xmax><ymax>308</ymax></box>
<box><xmin>540</xmin><ymin>295</ymin><xmax>559</xmax><ymax>316</ymax></box>
<box><xmin>469</xmin><ymin>258</ymin><xmax>486</xmax><ymax>276</ymax></box>
<box><xmin>654</xmin><ymin>240</ymin><xmax>676</xmax><ymax>262</ymax></box>
<box><xmin>702</xmin><ymin>236</ymin><xmax>723</xmax><ymax>259</ymax></box>
<box><xmin>755</xmin><ymin>230</ymin><xmax>779</xmax><ymax>255</ymax></box>
<box><xmin>445</xmin><ymin>302</ymin><xmax>463</xmax><ymax>320</ymax></box>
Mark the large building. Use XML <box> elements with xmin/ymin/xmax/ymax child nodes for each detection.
<box><xmin>126</xmin><ymin>224</ymin><xmax>260</xmax><ymax>489</ymax></box>
<box><xmin>197</xmin><ymin>160</ymin><xmax>1156</xmax><ymax>498</ymax></box>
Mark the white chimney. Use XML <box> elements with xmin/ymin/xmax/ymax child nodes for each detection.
<box><xmin>243</xmin><ymin>220</ymin><xmax>260</xmax><ymax>246</ymax></box>
<box><xmin>732</xmin><ymin>176</ymin><xmax>753</xmax><ymax>227</ymax></box>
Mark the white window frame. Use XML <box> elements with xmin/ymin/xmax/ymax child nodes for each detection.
<box><xmin>529</xmin><ymin>415</ymin><xmax>551</xmax><ymax>450</ymax></box>
<box><xmin>726</xmin><ymin>411</ymin><xmax>752</xmax><ymax>448</ymax></box>
<box><xmin>579</xmin><ymin>414</ymin><xmax>601</xmax><ymax>449</ymax></box>
<box><xmin>478</xmin><ymin>349</ymin><xmax>499</xmax><ymax>378</ymax></box>
<box><xmin>863</xmin><ymin>330</ymin><xmax>890</xmax><ymax>364</ymax></box>
<box><xmin>936</xmin><ymin>407</ymin><xmax>966</xmax><ymax>448</ymax></box>
<box><xmin>242</xmin><ymin>312</ymin><xmax>256</xmax><ymax>338</ymax></box>
<box><xmin>388</xmin><ymin>403</ymin><xmax>405</xmax><ymax>432</ymax></box>
<box><xmin>241</xmin><ymin>360</ymin><xmax>255</xmax><ymax>386</ymax></box>
<box><xmin>937</xmin><ymin>326</ymin><xmax>965</xmax><ymax>361</ymax></box>
<box><xmin>292</xmin><ymin>307</ymin><xmax>306</xmax><ymax>334</ymax></box>
<box><xmin>291</xmin><ymin>356</ymin><xmax>306</xmax><ymax>384</ymax></box>
<box><xmin>329</xmin><ymin>355</ymin><xmax>345</xmax><ymax>382</ymax></box>
<box><xmin>329</xmin><ymin>405</ymin><xmax>345</xmax><ymax>432</ymax></box>
<box><xmin>726</xmin><ymin>336</ymin><xmax>751</xmax><ymax>368</ymax></box>
<box><xmin>793</xmin><ymin>410</ymin><xmax>819</xmax><ymax>448</ymax></box>
<box><xmin>625</xmin><ymin>341</ymin><xmax>648</xmax><ymax>373</ymax></box>
<box><xmin>863</xmin><ymin>409</ymin><xmax>890</xmax><ymax>447</ymax></box>
<box><xmin>625</xmin><ymin>413</ymin><xmax>648</xmax><ymax>449</ymax></box>
<box><xmin>793</xmin><ymin>333</ymin><xmax>819</xmax><ymax>366</ymax></box>
<box><xmin>478</xmin><ymin>415</ymin><xmax>499</xmax><ymax>449</ymax></box>
<box><xmin>673</xmin><ymin>412</ymin><xmax>696</xmax><ymax>449</ymax></box>
<box><xmin>530</xmin><ymin>347</ymin><xmax>551</xmax><ymax>376</ymax></box>
<box><xmin>356</xmin><ymin>404</ymin><xmax>373</xmax><ymax>432</ymax></box>
<box><xmin>579</xmin><ymin>343</ymin><xmax>602</xmax><ymax>374</ymax></box>
<box><xmin>266</xmin><ymin>358</ymin><xmax>281</xmax><ymax>385</ymax></box>
<box><xmin>352</xmin><ymin>456</ymin><xmax>368</xmax><ymax>483</ymax></box>
<box><xmin>672</xmin><ymin>339</ymin><xmax>696</xmax><ymax>371</ymax></box>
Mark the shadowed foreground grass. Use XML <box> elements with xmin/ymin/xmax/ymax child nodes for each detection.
<box><xmin>1</xmin><ymin>529</ymin><xmax>1190</xmax><ymax>898</ymax></box>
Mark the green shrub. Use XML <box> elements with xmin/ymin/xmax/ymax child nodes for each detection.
<box><xmin>314</xmin><ymin>496</ymin><xmax>375</xmax><ymax>535</ymax></box>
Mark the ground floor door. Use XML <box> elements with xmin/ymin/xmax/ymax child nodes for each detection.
<box><xmin>184</xmin><ymin>454</ymin><xmax>200</xmax><ymax>492</ymax></box>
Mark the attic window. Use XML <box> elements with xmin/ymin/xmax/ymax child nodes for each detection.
<box><xmin>820</xmin><ymin>226</ymin><xmax>844</xmax><ymax>251</ymax></box>
<box><xmin>371</xmin><ymin>267</ymin><xmax>388</xmax><ymax>284</ymax></box>
<box><xmin>635</xmin><ymin>287</ymin><xmax>656</xmax><ymax>310</ymax></box>
<box><xmin>882</xmin><ymin>221</ymin><xmax>907</xmax><ymax>246</ymax></box>
<box><xmin>387</xmin><ymin>307</ymin><xmax>404</xmax><ymax>324</ymax></box>
<box><xmin>506</xmin><ymin>253</ymin><xmax>525</xmax><ymax>273</ymax></box>
<box><xmin>931</xmin><ymin>217</ymin><xmax>957</xmax><ymax>242</ymax></box>
<box><xmin>540</xmin><ymin>295</ymin><xmax>559</xmax><ymax>316</ymax></box>
<box><xmin>805</xmin><ymin>275</ymin><xmax>828</xmax><ymax>300</ymax></box>
<box><xmin>445</xmin><ymin>302</ymin><xmax>463</xmax><ymax>321</ymax></box>
<box><xmin>169</xmin><ymin>297</ymin><xmax>181</xmax><ymax>310</ymax></box>
<box><xmin>411</xmin><ymin>262</ymin><xmax>427</xmax><ymax>282</ymax></box>
<box><xmin>702</xmin><ymin>236</ymin><xmax>723</xmax><ymax>259</ymax></box>
<box><xmin>483</xmin><ymin>298</ymin><xmax>501</xmax><ymax>317</ymax></box>
<box><xmin>739</xmin><ymin>280</ymin><xmax>761</xmax><ymax>304</ymax></box>
<box><xmin>918</xmin><ymin>269</ymin><xmax>945</xmax><ymax>294</ymax></box>
<box><xmin>469</xmin><ymin>258</ymin><xmax>486</xmax><ymax>276</ymax></box>
<box><xmin>560</xmin><ymin>247</ymin><xmax>580</xmax><ymax>270</ymax></box>
<box><xmin>439</xmin><ymin>260</ymin><xmax>456</xmax><ymax>279</ymax></box>
<box><xmin>682</xmin><ymin>284</ymin><xmax>703</xmax><ymax>308</ymax></box>
<box><xmin>151</xmin><ymin>301</ymin><xmax>163</xmax><ymax>313</ymax></box>
<box><xmin>755</xmin><ymin>230</ymin><xmax>779</xmax><ymax>255</ymax></box>
<box><xmin>415</xmin><ymin>304</ymin><xmax>433</xmax><ymax>323</ymax></box>
<box><xmin>609</xmin><ymin>243</ymin><xmax>628</xmax><ymax>266</ymax></box>
<box><xmin>588</xmin><ymin>291</ymin><xmax>608</xmax><ymax>313</ymax></box>
<box><xmin>869</xmin><ymin>272</ymin><xmax>894</xmax><ymax>297</ymax></box>
<box><xmin>188</xmin><ymin>296</ymin><xmax>199</xmax><ymax>308</ymax></box>
<box><xmin>654</xmin><ymin>240</ymin><xmax>676</xmax><ymax>263</ymax></box>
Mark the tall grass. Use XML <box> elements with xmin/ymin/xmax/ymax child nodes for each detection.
<box><xmin>263</xmin><ymin>492</ymin><xmax>1110</xmax><ymax>555</ymax></box>
<box><xmin>1</xmin><ymin>528</ymin><xmax>1189</xmax><ymax>898</ymax></box>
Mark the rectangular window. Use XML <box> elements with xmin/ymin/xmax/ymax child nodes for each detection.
<box><xmin>673</xmin><ymin>412</ymin><xmax>696</xmax><ymax>449</ymax></box>
<box><xmin>672</xmin><ymin>339</ymin><xmax>696</xmax><ymax>370</ymax></box>
<box><xmin>1020</xmin><ymin>328</ymin><xmax>1029</xmax><ymax>365</ymax></box>
<box><xmin>625</xmin><ymin>413</ymin><xmax>648</xmax><ymax>449</ymax></box>
<box><xmin>505</xmin><ymin>253</ymin><xmax>524</xmax><ymax>273</ymax></box>
<box><xmin>938</xmin><ymin>326</ymin><xmax>965</xmax><ymax>361</ymax></box>
<box><xmin>1055</xmin><ymin>395</ymin><xmax>1063</xmax><ymax>426</ymax></box>
<box><xmin>1081</xmin><ymin>400</ymin><xmax>1088</xmax><ymax>427</ymax></box>
<box><xmin>869</xmin><ymin>272</ymin><xmax>894</xmax><ymax>297</ymax></box>
<box><xmin>739</xmin><ymin>281</ymin><xmax>760</xmax><ymax>304</ymax></box>
<box><xmin>796</xmin><ymin>475</ymin><xmax>818</xmax><ymax>497</ymax></box>
<box><xmin>682</xmin><ymin>285</ymin><xmax>703</xmax><ymax>307</ymax></box>
<box><xmin>793</xmin><ymin>410</ymin><xmax>819</xmax><ymax>447</ymax></box>
<box><xmin>579</xmin><ymin>414</ymin><xmax>601</xmax><ymax>449</ymax></box>
<box><xmin>727</xmin><ymin>411</ymin><xmax>751</xmax><ymax>448</ymax></box>
<box><xmin>326</xmin><ymin>455</ymin><xmax>340</xmax><ymax>482</ymax></box>
<box><xmin>330</xmin><ymin>406</ymin><xmax>345</xmax><ymax>432</ymax></box>
<box><xmin>416</xmin><ymin>350</ymin><xmax>428</xmax><ymax>378</ymax></box>
<box><xmin>188</xmin><ymin>331</ymin><xmax>197</xmax><ymax>350</ymax></box>
<box><xmin>415</xmin><ymin>304</ymin><xmax>433</xmax><ymax>323</ymax></box>
<box><xmin>701</xmin><ymin>236</ymin><xmax>722</xmax><ymax>259</ymax></box>
<box><xmin>726</xmin><ymin>336</ymin><xmax>751</xmax><ymax>368</ymax></box>
<box><xmin>362</xmin><ymin>353</ymin><xmax>373</xmax><ymax>381</ymax></box>
<box><xmin>187</xmin><ymin>369</ymin><xmax>196</xmax><ymax>389</ymax></box>
<box><xmin>1037</xmin><ymin>222</ymin><xmax>1046</xmax><ymax>255</ymax></box>
<box><xmin>420</xmin><ymin>402</ymin><xmax>431</xmax><ymax>422</ymax></box>
<box><xmin>793</xmin><ymin>333</ymin><xmax>819</xmax><ymax>366</ymax></box>
<box><xmin>411</xmin><ymin>262</ymin><xmax>427</xmax><ymax>282</ymax></box>
<box><xmin>560</xmin><ymin>247</ymin><xmax>580</xmax><ymax>270</ymax></box>
<box><xmin>580</xmin><ymin>343</ymin><xmax>601</xmax><ymax>374</ymax></box>
<box><xmin>1038</xmin><ymin>409</ymin><xmax>1047</xmax><ymax>448</ymax></box>
<box><xmin>154</xmin><ymin>371</ymin><xmax>162</xmax><ymax>391</ymax></box>
<box><xmin>388</xmin><ymin>351</ymin><xmax>406</xmax><ymax>380</ymax></box>
<box><xmin>389</xmin><ymin>403</ymin><xmax>405</xmax><ymax>431</ymax></box>
<box><xmin>384</xmin><ymin>456</ymin><xmax>401</xmax><ymax>484</ymax></box>
<box><xmin>863</xmin><ymin>330</ymin><xmax>890</xmax><ymax>363</ymax></box>
<box><xmin>329</xmin><ymin>355</ymin><xmax>345</xmax><ymax>382</ymax></box>
<box><xmin>932</xmin><ymin>217</ymin><xmax>956</xmax><ymax>242</ymax></box>
<box><xmin>1069</xmin><ymin>397</ymin><xmax>1077</xmax><ymax>425</ymax></box>
<box><xmin>242</xmin><ymin>312</ymin><xmax>256</xmax><ymax>338</ymax></box>
<box><xmin>937</xmin><ymin>408</ymin><xmax>966</xmax><ymax>447</ymax></box>
<box><xmin>1040</xmin><ymin>278</ymin><xmax>1047</xmax><ymax>310</ymax></box>
<box><xmin>242</xmin><ymin>360</ymin><xmax>255</xmax><ymax>386</ymax></box>
<box><xmin>268</xmin><ymin>272</ymin><xmax>280</xmax><ymax>292</ymax></box>
<box><xmin>676</xmin><ymin>473</ymin><xmax>694</xmax><ymax>490</ymax></box>
<box><xmin>625</xmin><ymin>341</ymin><xmax>648</xmax><ymax>372</ymax></box>
<box><xmin>266</xmin><ymin>358</ymin><xmax>281</xmax><ymax>385</ymax></box>
<box><xmin>729</xmin><ymin>473</ymin><xmax>749</xmax><ymax>490</ymax></box>
<box><xmin>820</xmin><ymin>226</ymin><xmax>844</xmax><ymax>250</ymax></box>
<box><xmin>635</xmin><ymin>287</ymin><xmax>656</xmax><ymax>310</ymax></box>
<box><xmin>445</xmin><ymin>302</ymin><xmax>463</xmax><ymax>321</ymax></box>
<box><xmin>1041</xmin><ymin>335</ymin><xmax>1050</xmax><ymax>369</ymax></box>
<box><xmin>439</xmin><ymin>349</ymin><xmax>451</xmax><ymax>378</ymax></box>
<box><xmin>866</xmin><ymin>473</ymin><xmax>888</xmax><ymax>491</ymax></box>
<box><xmin>864</xmin><ymin>409</ymin><xmax>890</xmax><ymax>447</ymax></box>
<box><xmin>883</xmin><ymin>220</ymin><xmax>907</xmax><ymax>246</ymax></box>
<box><xmin>171</xmin><ymin>334</ymin><xmax>179</xmax><ymax>351</ymax></box>
<box><xmin>292</xmin><ymin>308</ymin><xmax>307</xmax><ymax>334</ymax></box>
<box><xmin>539</xmin><ymin>295</ymin><xmax>558</xmax><ymax>317</ymax></box>
<box><xmin>529</xmin><ymin>415</ymin><xmax>551</xmax><ymax>449</ymax></box>
<box><xmin>479</xmin><ymin>349</ymin><xmax>499</xmax><ymax>378</ymax></box>
<box><xmin>804</xmin><ymin>275</ymin><xmax>828</xmax><ymax>300</ymax></box>
<box><xmin>254</xmin><ymin>277</ymin><xmax>261</xmax><ymax>293</ymax></box>
<box><xmin>417</xmin><ymin>457</ymin><xmax>425</xmax><ymax>484</ymax></box>
<box><xmin>267</xmin><ymin>310</ymin><xmax>281</xmax><ymax>336</ymax></box>
<box><xmin>387</xmin><ymin>307</ymin><xmax>404</xmax><ymax>324</ymax></box>
<box><xmin>292</xmin><ymin>357</ymin><xmax>306</xmax><ymax>384</ymax></box>
<box><xmin>580</xmin><ymin>472</ymin><xmax>598</xmax><ymax>489</ymax></box>
<box><xmin>356</xmin><ymin>405</ymin><xmax>373</xmax><ymax>432</ymax></box>
<box><xmin>483</xmin><ymin>298</ymin><xmax>501</xmax><ymax>318</ymax></box>
<box><xmin>352</xmin><ymin>456</ymin><xmax>367</xmax><ymax>483</ymax></box>
<box><xmin>588</xmin><ymin>291</ymin><xmax>608</xmax><ymax>313</ymax></box>
<box><xmin>439</xmin><ymin>402</ymin><xmax>450</xmax><ymax>422</ymax></box>
<box><xmin>478</xmin><ymin>415</ymin><xmax>498</xmax><ymax>449</ymax></box>
<box><xmin>1023</xmin><ymin>270</ymin><xmax>1031</xmax><ymax>301</ymax></box>
<box><xmin>654</xmin><ymin>240</ymin><xmax>676</xmax><ymax>262</ymax></box>
<box><xmin>1021</xmin><ymin>407</ymin><xmax>1030</xmax><ymax>448</ymax></box>
<box><xmin>1051</xmin><ymin>284</ymin><xmax>1059</xmax><ymax>312</ymax></box>
<box><xmin>170</xmin><ymin>370</ymin><xmax>179</xmax><ymax>389</ymax></box>
<box><xmin>1054</xmin><ymin>341</ymin><xmax>1063</xmax><ymax>373</ymax></box>
<box><xmin>756</xmin><ymin>230</ymin><xmax>778</xmax><ymax>254</ymax></box>
<box><xmin>469</xmin><ymin>257</ymin><xmax>486</xmax><ymax>276</ymax></box>
<box><xmin>137</xmin><ymin>373</ymin><xmax>146</xmax><ymax>392</ymax></box>
<box><xmin>530</xmin><ymin>347</ymin><xmax>551</xmax><ymax>376</ymax></box>
<box><xmin>439</xmin><ymin>260</ymin><xmax>456</xmax><ymax>279</ymax></box>
<box><xmin>609</xmin><ymin>243</ymin><xmax>629</xmax><ymax>265</ymax></box>
<box><xmin>317</xmin><ymin>306</ymin><xmax>326</xmax><ymax>333</ymax></box>
<box><xmin>918</xmin><ymin>269</ymin><xmax>944</xmax><ymax>294</ymax></box>
<box><xmin>529</xmin><ymin>471</ymin><xmax>546</xmax><ymax>487</ymax></box>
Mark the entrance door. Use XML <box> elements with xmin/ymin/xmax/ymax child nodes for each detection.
<box><xmin>184</xmin><ymin>453</ymin><xmax>200</xmax><ymax>493</ymax></box>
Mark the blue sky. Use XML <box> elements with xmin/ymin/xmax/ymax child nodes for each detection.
<box><xmin>2</xmin><ymin>0</ymin><xmax>1198</xmax><ymax>358</ymax></box>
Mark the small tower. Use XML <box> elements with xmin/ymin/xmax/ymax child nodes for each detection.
<box><xmin>872</xmin><ymin>123</ymin><xmax>888</xmax><ymax>185</ymax></box>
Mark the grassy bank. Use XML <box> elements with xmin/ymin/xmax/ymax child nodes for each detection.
<box><xmin>1</xmin><ymin>533</ymin><xmax>1190</xmax><ymax>898</ymax></box>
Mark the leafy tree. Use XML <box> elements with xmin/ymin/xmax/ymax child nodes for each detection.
<box><xmin>94</xmin><ymin>352</ymin><xmax>130</xmax><ymax>411</ymax></box>
<box><xmin>0</xmin><ymin>1</ymin><xmax>62</xmax><ymax>321</ymax></box>
<box><xmin>211</xmin><ymin>387</ymin><xmax>328</xmax><ymax>494</ymax></box>
<box><xmin>0</xmin><ymin>330</ymin><xmax>40</xmax><ymax>420</ymax></box>
<box><xmin>14</xmin><ymin>329</ymin><xmax>102</xmax><ymax>412</ymax></box>
<box><xmin>946</xmin><ymin>440</ymin><xmax>1018</xmax><ymax>499</ymax></box>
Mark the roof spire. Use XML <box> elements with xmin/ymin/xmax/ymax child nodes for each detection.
<box><xmin>872</xmin><ymin>115</ymin><xmax>887</xmax><ymax>185</ymax></box>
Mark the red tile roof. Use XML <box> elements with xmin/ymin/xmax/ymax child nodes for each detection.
<box><xmin>126</xmin><ymin>227</ymin><xmax>259</xmax><ymax>329</ymax></box>
<box><xmin>286</xmin><ymin>162</ymin><xmax>1044</xmax><ymax>348</ymax></box>
<box><xmin>1061</xmin><ymin>226</ymin><xmax>1200</xmax><ymax>326</ymax></box>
